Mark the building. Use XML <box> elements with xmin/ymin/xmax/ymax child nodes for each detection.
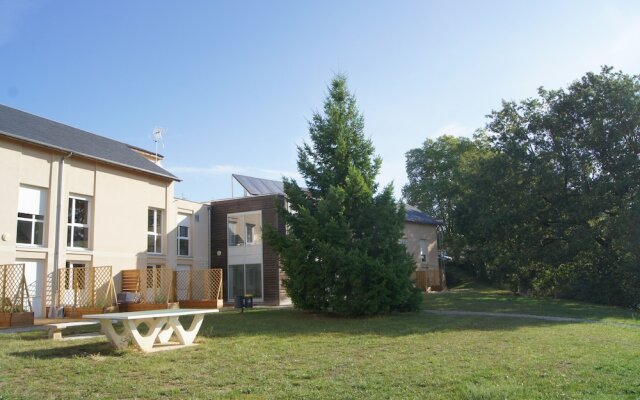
<box><xmin>402</xmin><ymin>205</ymin><xmax>446</xmax><ymax>291</ymax></box>
<box><xmin>211</xmin><ymin>175</ymin><xmax>446</xmax><ymax>306</ymax></box>
<box><xmin>0</xmin><ymin>104</ymin><xmax>445</xmax><ymax>318</ymax></box>
<box><xmin>0</xmin><ymin>104</ymin><xmax>210</xmax><ymax>318</ymax></box>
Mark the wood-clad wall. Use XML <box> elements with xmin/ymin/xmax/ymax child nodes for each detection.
<box><xmin>210</xmin><ymin>195</ymin><xmax>287</xmax><ymax>305</ymax></box>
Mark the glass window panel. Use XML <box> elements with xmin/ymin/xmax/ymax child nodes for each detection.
<box><xmin>67</xmin><ymin>226</ymin><xmax>72</xmax><ymax>247</ymax></box>
<box><xmin>155</xmin><ymin>236</ymin><xmax>162</xmax><ymax>253</ymax></box>
<box><xmin>155</xmin><ymin>210</ymin><xmax>162</xmax><ymax>233</ymax></box>
<box><xmin>148</xmin><ymin>210</ymin><xmax>154</xmax><ymax>231</ymax></box>
<box><xmin>179</xmin><ymin>226</ymin><xmax>189</xmax><ymax>237</ymax></box>
<box><xmin>35</xmin><ymin>214</ymin><xmax>44</xmax><ymax>221</ymax></box>
<box><xmin>68</xmin><ymin>199</ymin><xmax>73</xmax><ymax>223</ymax></box>
<box><xmin>229</xmin><ymin>264</ymin><xmax>244</xmax><ymax>299</ymax></box>
<box><xmin>74</xmin><ymin>199</ymin><xmax>88</xmax><ymax>224</ymax></box>
<box><xmin>33</xmin><ymin>221</ymin><xmax>44</xmax><ymax>245</ymax></box>
<box><xmin>227</xmin><ymin>219</ymin><xmax>244</xmax><ymax>246</ymax></box>
<box><xmin>16</xmin><ymin>220</ymin><xmax>32</xmax><ymax>244</ymax></box>
<box><xmin>18</xmin><ymin>212</ymin><xmax>30</xmax><ymax>219</ymax></box>
<box><xmin>178</xmin><ymin>239</ymin><xmax>189</xmax><ymax>256</ymax></box>
<box><xmin>245</xmin><ymin>264</ymin><xmax>262</xmax><ymax>298</ymax></box>
<box><xmin>73</xmin><ymin>227</ymin><xmax>88</xmax><ymax>248</ymax></box>
<box><xmin>147</xmin><ymin>235</ymin><xmax>155</xmax><ymax>253</ymax></box>
<box><xmin>244</xmin><ymin>213</ymin><xmax>261</xmax><ymax>245</ymax></box>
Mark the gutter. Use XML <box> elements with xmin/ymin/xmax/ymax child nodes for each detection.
<box><xmin>49</xmin><ymin>151</ymin><xmax>73</xmax><ymax>317</ymax></box>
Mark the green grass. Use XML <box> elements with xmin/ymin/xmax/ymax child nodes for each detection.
<box><xmin>425</xmin><ymin>285</ymin><xmax>640</xmax><ymax>325</ymax></box>
<box><xmin>1</xmin><ymin>292</ymin><xmax>639</xmax><ymax>399</ymax></box>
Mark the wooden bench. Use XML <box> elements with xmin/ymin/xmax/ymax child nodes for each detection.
<box><xmin>84</xmin><ymin>308</ymin><xmax>218</xmax><ymax>352</ymax></box>
<box><xmin>43</xmin><ymin>321</ymin><xmax>101</xmax><ymax>340</ymax></box>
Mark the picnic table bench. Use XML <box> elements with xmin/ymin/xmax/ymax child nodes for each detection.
<box><xmin>43</xmin><ymin>320</ymin><xmax>101</xmax><ymax>340</ymax></box>
<box><xmin>83</xmin><ymin>308</ymin><xmax>218</xmax><ymax>352</ymax></box>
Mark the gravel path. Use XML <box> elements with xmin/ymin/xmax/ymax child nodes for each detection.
<box><xmin>424</xmin><ymin>309</ymin><xmax>640</xmax><ymax>329</ymax></box>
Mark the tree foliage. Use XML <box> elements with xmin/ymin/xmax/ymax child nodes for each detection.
<box><xmin>266</xmin><ymin>75</ymin><xmax>422</xmax><ymax>316</ymax></box>
<box><xmin>404</xmin><ymin>67</ymin><xmax>640</xmax><ymax>307</ymax></box>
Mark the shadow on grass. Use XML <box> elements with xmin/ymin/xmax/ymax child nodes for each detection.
<box><xmin>9</xmin><ymin>341</ymin><xmax>125</xmax><ymax>359</ymax></box>
<box><xmin>195</xmin><ymin>306</ymin><xmax>581</xmax><ymax>340</ymax></box>
<box><xmin>423</xmin><ymin>289</ymin><xmax>639</xmax><ymax>323</ymax></box>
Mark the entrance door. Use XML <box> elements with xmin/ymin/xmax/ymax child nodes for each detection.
<box><xmin>17</xmin><ymin>259</ymin><xmax>43</xmax><ymax>318</ymax></box>
<box><xmin>228</xmin><ymin>264</ymin><xmax>262</xmax><ymax>301</ymax></box>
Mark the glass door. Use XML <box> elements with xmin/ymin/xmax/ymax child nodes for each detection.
<box><xmin>228</xmin><ymin>264</ymin><xmax>262</xmax><ymax>301</ymax></box>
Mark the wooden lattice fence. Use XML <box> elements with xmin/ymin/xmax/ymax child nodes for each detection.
<box><xmin>176</xmin><ymin>268</ymin><xmax>223</xmax><ymax>309</ymax></box>
<box><xmin>0</xmin><ymin>264</ymin><xmax>34</xmax><ymax>327</ymax></box>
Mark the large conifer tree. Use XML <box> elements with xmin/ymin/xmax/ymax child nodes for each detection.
<box><xmin>265</xmin><ymin>75</ymin><xmax>421</xmax><ymax>316</ymax></box>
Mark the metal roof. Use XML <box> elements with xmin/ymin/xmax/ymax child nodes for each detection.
<box><xmin>0</xmin><ymin>104</ymin><xmax>179</xmax><ymax>181</ymax></box>
<box><xmin>404</xmin><ymin>205</ymin><xmax>443</xmax><ymax>225</ymax></box>
<box><xmin>233</xmin><ymin>174</ymin><xmax>443</xmax><ymax>226</ymax></box>
<box><xmin>233</xmin><ymin>174</ymin><xmax>287</xmax><ymax>196</ymax></box>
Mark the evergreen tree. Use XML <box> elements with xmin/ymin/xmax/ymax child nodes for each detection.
<box><xmin>265</xmin><ymin>75</ymin><xmax>422</xmax><ymax>316</ymax></box>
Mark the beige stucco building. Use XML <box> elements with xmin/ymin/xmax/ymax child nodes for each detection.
<box><xmin>402</xmin><ymin>205</ymin><xmax>445</xmax><ymax>291</ymax></box>
<box><xmin>0</xmin><ymin>105</ymin><xmax>210</xmax><ymax>318</ymax></box>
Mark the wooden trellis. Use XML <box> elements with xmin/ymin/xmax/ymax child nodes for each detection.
<box><xmin>175</xmin><ymin>268</ymin><xmax>223</xmax><ymax>302</ymax></box>
<box><xmin>175</xmin><ymin>268</ymin><xmax>223</xmax><ymax>309</ymax></box>
<box><xmin>0</xmin><ymin>264</ymin><xmax>31</xmax><ymax>313</ymax></box>
<box><xmin>57</xmin><ymin>265</ymin><xmax>117</xmax><ymax>309</ymax></box>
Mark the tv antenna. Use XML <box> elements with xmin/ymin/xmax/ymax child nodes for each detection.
<box><xmin>152</xmin><ymin>127</ymin><xmax>165</xmax><ymax>163</ymax></box>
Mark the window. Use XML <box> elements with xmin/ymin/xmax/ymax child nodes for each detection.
<box><xmin>16</xmin><ymin>186</ymin><xmax>46</xmax><ymax>246</ymax></box>
<box><xmin>177</xmin><ymin>213</ymin><xmax>190</xmax><ymax>256</ymax></box>
<box><xmin>227</xmin><ymin>212</ymin><xmax>261</xmax><ymax>247</ymax></box>
<box><xmin>227</xmin><ymin>219</ymin><xmax>243</xmax><ymax>246</ymax></box>
<box><xmin>67</xmin><ymin>196</ymin><xmax>89</xmax><ymax>248</ymax></box>
<box><xmin>229</xmin><ymin>263</ymin><xmax>263</xmax><ymax>300</ymax></box>
<box><xmin>64</xmin><ymin>262</ymin><xmax>86</xmax><ymax>290</ymax></box>
<box><xmin>419</xmin><ymin>239</ymin><xmax>428</xmax><ymax>262</ymax></box>
<box><xmin>147</xmin><ymin>209</ymin><xmax>162</xmax><ymax>253</ymax></box>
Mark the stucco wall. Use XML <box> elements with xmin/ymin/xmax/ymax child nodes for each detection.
<box><xmin>403</xmin><ymin>221</ymin><xmax>439</xmax><ymax>270</ymax></box>
<box><xmin>0</xmin><ymin>136</ymin><xmax>211</xmax><ymax>316</ymax></box>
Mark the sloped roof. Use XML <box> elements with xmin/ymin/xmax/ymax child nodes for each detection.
<box><xmin>233</xmin><ymin>174</ymin><xmax>286</xmax><ymax>195</ymax></box>
<box><xmin>233</xmin><ymin>174</ymin><xmax>443</xmax><ymax>226</ymax></box>
<box><xmin>404</xmin><ymin>204</ymin><xmax>443</xmax><ymax>225</ymax></box>
<box><xmin>0</xmin><ymin>104</ymin><xmax>179</xmax><ymax>181</ymax></box>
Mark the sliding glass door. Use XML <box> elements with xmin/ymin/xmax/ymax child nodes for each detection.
<box><xmin>228</xmin><ymin>264</ymin><xmax>263</xmax><ymax>301</ymax></box>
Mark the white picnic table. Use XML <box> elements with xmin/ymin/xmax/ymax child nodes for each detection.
<box><xmin>83</xmin><ymin>308</ymin><xmax>218</xmax><ymax>352</ymax></box>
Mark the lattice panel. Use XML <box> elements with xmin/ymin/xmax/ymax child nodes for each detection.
<box><xmin>0</xmin><ymin>264</ymin><xmax>31</xmax><ymax>313</ymax></box>
<box><xmin>175</xmin><ymin>269</ymin><xmax>223</xmax><ymax>301</ymax></box>
<box><xmin>57</xmin><ymin>266</ymin><xmax>116</xmax><ymax>308</ymax></box>
<box><xmin>141</xmin><ymin>267</ymin><xmax>175</xmax><ymax>304</ymax></box>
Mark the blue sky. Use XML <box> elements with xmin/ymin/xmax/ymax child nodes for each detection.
<box><xmin>2</xmin><ymin>1</ymin><xmax>639</xmax><ymax>201</ymax></box>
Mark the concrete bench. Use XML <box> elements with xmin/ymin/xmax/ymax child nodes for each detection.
<box><xmin>43</xmin><ymin>321</ymin><xmax>101</xmax><ymax>340</ymax></box>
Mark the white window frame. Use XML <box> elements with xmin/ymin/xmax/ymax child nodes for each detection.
<box><xmin>147</xmin><ymin>209</ymin><xmax>163</xmax><ymax>254</ymax></box>
<box><xmin>67</xmin><ymin>196</ymin><xmax>90</xmax><ymax>249</ymax></box>
<box><xmin>17</xmin><ymin>213</ymin><xmax>45</xmax><ymax>246</ymax></box>
<box><xmin>177</xmin><ymin>214</ymin><xmax>190</xmax><ymax>257</ymax></box>
<box><xmin>16</xmin><ymin>186</ymin><xmax>46</xmax><ymax>246</ymax></box>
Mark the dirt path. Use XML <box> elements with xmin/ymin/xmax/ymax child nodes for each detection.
<box><xmin>424</xmin><ymin>309</ymin><xmax>640</xmax><ymax>329</ymax></box>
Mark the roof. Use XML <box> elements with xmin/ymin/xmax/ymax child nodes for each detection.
<box><xmin>0</xmin><ymin>104</ymin><xmax>179</xmax><ymax>181</ymax></box>
<box><xmin>404</xmin><ymin>205</ymin><xmax>443</xmax><ymax>225</ymax></box>
<box><xmin>233</xmin><ymin>174</ymin><xmax>286</xmax><ymax>196</ymax></box>
<box><xmin>234</xmin><ymin>174</ymin><xmax>442</xmax><ymax>226</ymax></box>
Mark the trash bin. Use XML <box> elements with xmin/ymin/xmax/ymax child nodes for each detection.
<box><xmin>235</xmin><ymin>295</ymin><xmax>245</xmax><ymax>309</ymax></box>
<box><xmin>243</xmin><ymin>294</ymin><xmax>253</xmax><ymax>308</ymax></box>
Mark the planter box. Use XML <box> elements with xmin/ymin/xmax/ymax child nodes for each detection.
<box><xmin>0</xmin><ymin>313</ymin><xmax>11</xmax><ymax>328</ymax></box>
<box><xmin>118</xmin><ymin>302</ymin><xmax>179</xmax><ymax>312</ymax></box>
<box><xmin>63</xmin><ymin>307</ymin><xmax>119</xmax><ymax>319</ymax></box>
<box><xmin>179</xmin><ymin>299</ymin><xmax>223</xmax><ymax>309</ymax></box>
<box><xmin>0</xmin><ymin>312</ymin><xmax>34</xmax><ymax>328</ymax></box>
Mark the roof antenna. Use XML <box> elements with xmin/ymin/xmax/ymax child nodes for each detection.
<box><xmin>152</xmin><ymin>127</ymin><xmax>165</xmax><ymax>163</ymax></box>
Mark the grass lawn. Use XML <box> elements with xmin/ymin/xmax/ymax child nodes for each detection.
<box><xmin>1</xmin><ymin>291</ymin><xmax>639</xmax><ymax>399</ymax></box>
<box><xmin>424</xmin><ymin>283</ymin><xmax>640</xmax><ymax>325</ymax></box>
